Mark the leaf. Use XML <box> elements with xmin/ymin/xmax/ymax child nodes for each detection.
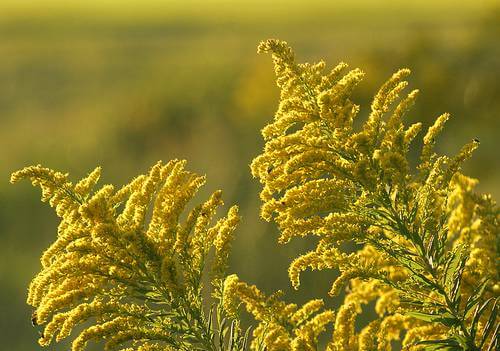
<box><xmin>406</xmin><ymin>312</ymin><xmax>436</xmax><ymax>322</ymax></box>
<box><xmin>470</xmin><ymin>297</ymin><xmax>495</xmax><ymax>339</ymax></box>
<box><xmin>485</xmin><ymin>323</ymin><xmax>499</xmax><ymax>351</ymax></box>
<box><xmin>442</xmin><ymin>245</ymin><xmax>466</xmax><ymax>295</ymax></box>
<box><xmin>219</xmin><ymin>317</ymin><xmax>228</xmax><ymax>349</ymax></box>
<box><xmin>480</xmin><ymin>297</ymin><xmax>498</xmax><ymax>348</ymax></box>
<box><xmin>396</xmin><ymin>253</ymin><xmax>426</xmax><ymax>273</ymax></box>
<box><xmin>425</xmin><ymin>232</ymin><xmax>437</xmax><ymax>260</ymax></box>
<box><xmin>449</xmin><ymin>256</ymin><xmax>467</xmax><ymax>306</ymax></box>
<box><xmin>241</xmin><ymin>326</ymin><xmax>252</xmax><ymax>351</ymax></box>
<box><xmin>450</xmin><ymin>334</ymin><xmax>469</xmax><ymax>349</ymax></box>
<box><xmin>464</xmin><ymin>278</ymin><xmax>490</xmax><ymax>317</ymax></box>
<box><xmin>408</xmin><ymin>202</ymin><xmax>419</xmax><ymax>222</ymax></box>
<box><xmin>417</xmin><ymin>338</ymin><xmax>463</xmax><ymax>351</ymax></box>
<box><xmin>400</xmin><ymin>298</ymin><xmax>442</xmax><ymax>309</ymax></box>
<box><xmin>406</xmin><ymin>311</ymin><xmax>459</xmax><ymax>327</ymax></box>
<box><xmin>409</xmin><ymin>272</ymin><xmax>435</xmax><ymax>289</ymax></box>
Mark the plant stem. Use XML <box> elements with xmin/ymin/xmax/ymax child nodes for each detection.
<box><xmin>379</xmin><ymin>189</ymin><xmax>479</xmax><ymax>350</ymax></box>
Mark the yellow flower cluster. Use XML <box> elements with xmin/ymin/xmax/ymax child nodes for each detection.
<box><xmin>11</xmin><ymin>160</ymin><xmax>241</xmax><ymax>351</ymax></box>
<box><xmin>223</xmin><ymin>275</ymin><xmax>335</xmax><ymax>351</ymax></box>
<box><xmin>248</xmin><ymin>39</ymin><xmax>498</xmax><ymax>350</ymax></box>
<box><xmin>448</xmin><ymin>174</ymin><xmax>499</xmax><ymax>291</ymax></box>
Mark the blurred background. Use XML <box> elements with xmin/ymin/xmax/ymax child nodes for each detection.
<box><xmin>0</xmin><ymin>0</ymin><xmax>498</xmax><ymax>349</ymax></box>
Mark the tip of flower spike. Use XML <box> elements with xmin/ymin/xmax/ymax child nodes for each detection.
<box><xmin>423</xmin><ymin>112</ymin><xmax>451</xmax><ymax>146</ymax></box>
<box><xmin>258</xmin><ymin>39</ymin><xmax>286</xmax><ymax>53</ymax></box>
<box><xmin>9</xmin><ymin>172</ymin><xmax>19</xmax><ymax>184</ymax></box>
<box><xmin>388</xmin><ymin>68</ymin><xmax>411</xmax><ymax>82</ymax></box>
<box><xmin>257</xmin><ymin>39</ymin><xmax>293</xmax><ymax>59</ymax></box>
<box><xmin>397</xmin><ymin>68</ymin><xmax>411</xmax><ymax>76</ymax></box>
<box><xmin>10</xmin><ymin>165</ymin><xmax>37</xmax><ymax>184</ymax></box>
<box><xmin>10</xmin><ymin>164</ymin><xmax>60</xmax><ymax>185</ymax></box>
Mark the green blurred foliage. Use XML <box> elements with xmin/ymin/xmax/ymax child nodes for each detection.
<box><xmin>0</xmin><ymin>1</ymin><xmax>498</xmax><ymax>350</ymax></box>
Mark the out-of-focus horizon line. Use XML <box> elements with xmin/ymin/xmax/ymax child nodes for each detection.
<box><xmin>1</xmin><ymin>0</ymin><xmax>497</xmax><ymax>22</ymax></box>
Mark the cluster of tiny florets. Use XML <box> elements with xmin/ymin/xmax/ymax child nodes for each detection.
<box><xmin>237</xmin><ymin>39</ymin><xmax>497</xmax><ymax>350</ymax></box>
<box><xmin>11</xmin><ymin>160</ymin><xmax>241</xmax><ymax>351</ymax></box>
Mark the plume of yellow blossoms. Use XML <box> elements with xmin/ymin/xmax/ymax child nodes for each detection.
<box><xmin>240</xmin><ymin>39</ymin><xmax>498</xmax><ymax>351</ymax></box>
<box><xmin>11</xmin><ymin>160</ymin><xmax>248</xmax><ymax>351</ymax></box>
<box><xmin>223</xmin><ymin>274</ymin><xmax>335</xmax><ymax>351</ymax></box>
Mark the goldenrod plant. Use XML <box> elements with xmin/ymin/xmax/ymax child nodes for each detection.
<box><xmin>12</xmin><ymin>39</ymin><xmax>498</xmax><ymax>351</ymax></box>
<box><xmin>11</xmin><ymin>161</ymin><xmax>248</xmax><ymax>351</ymax></box>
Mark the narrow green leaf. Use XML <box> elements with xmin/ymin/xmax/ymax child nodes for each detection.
<box><xmin>207</xmin><ymin>304</ymin><xmax>214</xmax><ymax>334</ymax></box>
<box><xmin>397</xmin><ymin>254</ymin><xmax>426</xmax><ymax>272</ymax></box>
<box><xmin>480</xmin><ymin>297</ymin><xmax>498</xmax><ymax>348</ymax></box>
<box><xmin>409</xmin><ymin>272</ymin><xmax>435</xmax><ymax>289</ymax></box>
<box><xmin>450</xmin><ymin>254</ymin><xmax>467</xmax><ymax>306</ymax></box>
<box><xmin>471</xmin><ymin>297</ymin><xmax>495</xmax><ymax>339</ymax></box>
<box><xmin>442</xmin><ymin>245</ymin><xmax>464</xmax><ymax>294</ymax></box>
<box><xmin>464</xmin><ymin>278</ymin><xmax>490</xmax><ymax>317</ymax></box>
<box><xmin>406</xmin><ymin>311</ymin><xmax>458</xmax><ymax>327</ymax></box>
<box><xmin>417</xmin><ymin>338</ymin><xmax>463</xmax><ymax>351</ymax></box>
<box><xmin>485</xmin><ymin>323</ymin><xmax>499</xmax><ymax>351</ymax></box>
<box><xmin>242</xmin><ymin>326</ymin><xmax>252</xmax><ymax>351</ymax></box>
<box><xmin>219</xmin><ymin>317</ymin><xmax>227</xmax><ymax>349</ymax></box>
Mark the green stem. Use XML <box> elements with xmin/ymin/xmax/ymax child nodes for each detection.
<box><xmin>379</xmin><ymin>189</ymin><xmax>479</xmax><ymax>350</ymax></box>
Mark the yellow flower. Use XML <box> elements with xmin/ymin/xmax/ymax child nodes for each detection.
<box><xmin>223</xmin><ymin>274</ymin><xmax>334</xmax><ymax>351</ymax></box>
<box><xmin>12</xmin><ymin>160</ymin><xmax>241</xmax><ymax>351</ymax></box>
<box><xmin>253</xmin><ymin>39</ymin><xmax>498</xmax><ymax>350</ymax></box>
